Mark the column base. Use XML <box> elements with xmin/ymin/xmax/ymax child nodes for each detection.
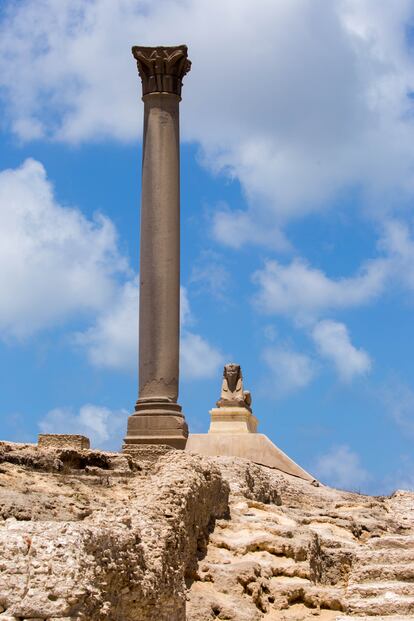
<box><xmin>123</xmin><ymin>400</ymin><xmax>188</xmax><ymax>450</ymax></box>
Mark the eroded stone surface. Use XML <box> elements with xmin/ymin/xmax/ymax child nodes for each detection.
<box><xmin>187</xmin><ymin>457</ymin><xmax>414</xmax><ymax>620</ymax></box>
<box><xmin>38</xmin><ymin>434</ymin><xmax>90</xmax><ymax>449</ymax></box>
<box><xmin>0</xmin><ymin>442</ymin><xmax>228</xmax><ymax>621</ymax></box>
<box><xmin>0</xmin><ymin>444</ymin><xmax>413</xmax><ymax>620</ymax></box>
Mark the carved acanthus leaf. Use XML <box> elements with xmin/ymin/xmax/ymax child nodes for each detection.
<box><xmin>132</xmin><ymin>45</ymin><xmax>191</xmax><ymax>97</ymax></box>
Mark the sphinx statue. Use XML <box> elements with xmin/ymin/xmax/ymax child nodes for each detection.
<box><xmin>216</xmin><ymin>363</ymin><xmax>252</xmax><ymax>411</ymax></box>
<box><xmin>186</xmin><ymin>361</ymin><xmax>316</xmax><ymax>482</ymax></box>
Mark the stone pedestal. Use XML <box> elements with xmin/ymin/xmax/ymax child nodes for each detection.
<box><xmin>125</xmin><ymin>402</ymin><xmax>187</xmax><ymax>450</ymax></box>
<box><xmin>209</xmin><ymin>407</ymin><xmax>258</xmax><ymax>434</ymax></box>
<box><xmin>186</xmin><ymin>433</ymin><xmax>316</xmax><ymax>482</ymax></box>
<box><xmin>186</xmin><ymin>362</ymin><xmax>316</xmax><ymax>483</ymax></box>
<box><xmin>124</xmin><ymin>46</ymin><xmax>191</xmax><ymax>451</ymax></box>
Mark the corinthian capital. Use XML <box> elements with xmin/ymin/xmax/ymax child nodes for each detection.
<box><xmin>132</xmin><ymin>45</ymin><xmax>191</xmax><ymax>98</ymax></box>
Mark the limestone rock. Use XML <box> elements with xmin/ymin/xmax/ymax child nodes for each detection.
<box><xmin>0</xmin><ymin>442</ymin><xmax>413</xmax><ymax>620</ymax></box>
<box><xmin>186</xmin><ymin>457</ymin><xmax>414</xmax><ymax>620</ymax></box>
<box><xmin>0</xmin><ymin>442</ymin><xmax>228</xmax><ymax>621</ymax></box>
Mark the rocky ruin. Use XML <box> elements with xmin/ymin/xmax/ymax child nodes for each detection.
<box><xmin>1</xmin><ymin>40</ymin><xmax>413</xmax><ymax>621</ymax></box>
<box><xmin>0</xmin><ymin>440</ymin><xmax>413</xmax><ymax>620</ymax></box>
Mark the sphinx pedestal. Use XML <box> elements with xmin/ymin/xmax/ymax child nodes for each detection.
<box><xmin>208</xmin><ymin>406</ymin><xmax>258</xmax><ymax>434</ymax></box>
<box><xmin>186</xmin><ymin>404</ymin><xmax>316</xmax><ymax>483</ymax></box>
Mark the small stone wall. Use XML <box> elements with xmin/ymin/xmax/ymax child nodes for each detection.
<box><xmin>38</xmin><ymin>434</ymin><xmax>90</xmax><ymax>450</ymax></box>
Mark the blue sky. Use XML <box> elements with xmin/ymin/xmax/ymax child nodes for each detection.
<box><xmin>1</xmin><ymin>0</ymin><xmax>414</xmax><ymax>494</ymax></box>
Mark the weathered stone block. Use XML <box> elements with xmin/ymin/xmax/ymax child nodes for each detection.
<box><xmin>209</xmin><ymin>406</ymin><xmax>258</xmax><ymax>434</ymax></box>
<box><xmin>122</xmin><ymin>443</ymin><xmax>174</xmax><ymax>463</ymax></box>
<box><xmin>37</xmin><ymin>434</ymin><xmax>90</xmax><ymax>450</ymax></box>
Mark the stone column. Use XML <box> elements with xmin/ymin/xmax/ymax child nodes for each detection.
<box><xmin>124</xmin><ymin>45</ymin><xmax>191</xmax><ymax>451</ymax></box>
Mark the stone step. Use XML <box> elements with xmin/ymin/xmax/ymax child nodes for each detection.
<box><xmin>346</xmin><ymin>591</ymin><xmax>414</xmax><ymax>615</ymax></box>
<box><xmin>347</xmin><ymin>581</ymin><xmax>414</xmax><ymax>598</ymax></box>
<box><xmin>367</xmin><ymin>536</ymin><xmax>414</xmax><ymax>550</ymax></box>
<box><xmin>355</xmin><ymin>548</ymin><xmax>414</xmax><ymax>565</ymax></box>
<box><xmin>351</xmin><ymin>563</ymin><xmax>414</xmax><ymax>582</ymax></box>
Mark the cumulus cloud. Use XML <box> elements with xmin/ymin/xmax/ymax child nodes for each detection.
<box><xmin>251</xmin><ymin>217</ymin><xmax>414</xmax><ymax>327</ymax></box>
<box><xmin>75</xmin><ymin>280</ymin><xmax>224</xmax><ymax>380</ymax></box>
<box><xmin>75</xmin><ymin>279</ymin><xmax>139</xmax><ymax>372</ymax></box>
<box><xmin>253</xmin><ymin>258</ymin><xmax>387</xmax><ymax>323</ymax></box>
<box><xmin>1</xmin><ymin>1</ymin><xmax>414</xmax><ymax>234</ymax></box>
<box><xmin>314</xmin><ymin>444</ymin><xmax>370</xmax><ymax>491</ymax></box>
<box><xmin>38</xmin><ymin>404</ymin><xmax>127</xmax><ymax>450</ymax></box>
<box><xmin>262</xmin><ymin>345</ymin><xmax>317</xmax><ymax>396</ymax></box>
<box><xmin>252</xmin><ymin>219</ymin><xmax>414</xmax><ymax>380</ymax></box>
<box><xmin>380</xmin><ymin>219</ymin><xmax>414</xmax><ymax>291</ymax></box>
<box><xmin>254</xmin><ymin>260</ymin><xmax>376</xmax><ymax>381</ymax></box>
<box><xmin>0</xmin><ymin>158</ymin><xmax>222</xmax><ymax>379</ymax></box>
<box><xmin>312</xmin><ymin>320</ymin><xmax>372</xmax><ymax>381</ymax></box>
<box><xmin>190</xmin><ymin>249</ymin><xmax>232</xmax><ymax>300</ymax></box>
<box><xmin>0</xmin><ymin>158</ymin><xmax>128</xmax><ymax>339</ymax></box>
<box><xmin>181</xmin><ymin>333</ymin><xmax>224</xmax><ymax>379</ymax></box>
<box><xmin>382</xmin><ymin>379</ymin><xmax>414</xmax><ymax>435</ymax></box>
<box><xmin>385</xmin><ymin>456</ymin><xmax>414</xmax><ymax>493</ymax></box>
<box><xmin>180</xmin><ymin>287</ymin><xmax>192</xmax><ymax>327</ymax></box>
<box><xmin>211</xmin><ymin>207</ymin><xmax>290</xmax><ymax>251</ymax></box>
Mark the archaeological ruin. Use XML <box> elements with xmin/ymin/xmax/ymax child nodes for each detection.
<box><xmin>0</xmin><ymin>44</ymin><xmax>414</xmax><ymax>621</ymax></box>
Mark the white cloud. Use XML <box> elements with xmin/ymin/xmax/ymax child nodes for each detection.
<box><xmin>75</xmin><ymin>279</ymin><xmax>224</xmax><ymax>380</ymax></box>
<box><xmin>314</xmin><ymin>444</ymin><xmax>370</xmax><ymax>490</ymax></box>
<box><xmin>262</xmin><ymin>345</ymin><xmax>317</xmax><ymax>396</ymax></box>
<box><xmin>254</xmin><ymin>260</ymin><xmax>375</xmax><ymax>382</ymax></box>
<box><xmin>38</xmin><ymin>404</ymin><xmax>127</xmax><ymax>450</ymax></box>
<box><xmin>1</xmin><ymin>1</ymin><xmax>414</xmax><ymax>234</ymax></box>
<box><xmin>253</xmin><ymin>258</ymin><xmax>387</xmax><ymax>323</ymax></box>
<box><xmin>181</xmin><ymin>332</ymin><xmax>224</xmax><ymax>380</ymax></box>
<box><xmin>380</xmin><ymin>219</ymin><xmax>414</xmax><ymax>291</ymax></box>
<box><xmin>0</xmin><ymin>157</ymin><xmax>221</xmax><ymax>378</ymax></box>
<box><xmin>385</xmin><ymin>456</ymin><xmax>414</xmax><ymax>493</ymax></box>
<box><xmin>212</xmin><ymin>207</ymin><xmax>290</xmax><ymax>251</ymax></box>
<box><xmin>312</xmin><ymin>320</ymin><xmax>372</xmax><ymax>381</ymax></box>
<box><xmin>382</xmin><ymin>379</ymin><xmax>414</xmax><ymax>435</ymax></box>
<box><xmin>190</xmin><ymin>249</ymin><xmax>232</xmax><ymax>300</ymax></box>
<box><xmin>251</xmin><ymin>218</ymin><xmax>414</xmax><ymax>327</ymax></box>
<box><xmin>0</xmin><ymin>159</ymin><xmax>128</xmax><ymax>339</ymax></box>
<box><xmin>252</xmin><ymin>221</ymin><xmax>414</xmax><ymax>381</ymax></box>
<box><xmin>180</xmin><ymin>287</ymin><xmax>192</xmax><ymax>327</ymax></box>
<box><xmin>75</xmin><ymin>279</ymin><xmax>138</xmax><ymax>372</ymax></box>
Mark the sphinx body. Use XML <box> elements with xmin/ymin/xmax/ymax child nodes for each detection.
<box><xmin>216</xmin><ymin>363</ymin><xmax>252</xmax><ymax>411</ymax></box>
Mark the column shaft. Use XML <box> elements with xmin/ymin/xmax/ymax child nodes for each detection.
<box><xmin>139</xmin><ymin>94</ymin><xmax>180</xmax><ymax>402</ymax></box>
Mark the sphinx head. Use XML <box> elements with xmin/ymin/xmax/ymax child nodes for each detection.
<box><xmin>224</xmin><ymin>363</ymin><xmax>242</xmax><ymax>393</ymax></box>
